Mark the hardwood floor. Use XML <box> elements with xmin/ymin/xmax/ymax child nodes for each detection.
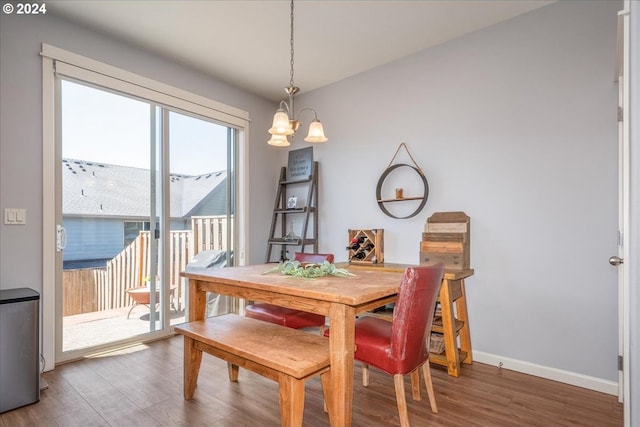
<box><xmin>1</xmin><ymin>336</ymin><xmax>622</xmax><ymax>427</ymax></box>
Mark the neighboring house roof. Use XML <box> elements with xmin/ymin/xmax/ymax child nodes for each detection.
<box><xmin>63</xmin><ymin>158</ymin><xmax>227</xmax><ymax>218</ymax></box>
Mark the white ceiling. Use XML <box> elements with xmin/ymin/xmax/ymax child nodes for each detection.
<box><xmin>49</xmin><ymin>0</ymin><xmax>555</xmax><ymax>102</ymax></box>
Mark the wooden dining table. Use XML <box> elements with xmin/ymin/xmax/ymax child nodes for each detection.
<box><xmin>180</xmin><ymin>263</ymin><xmax>404</xmax><ymax>427</ymax></box>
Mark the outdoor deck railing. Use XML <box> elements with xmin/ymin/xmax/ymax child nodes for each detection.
<box><xmin>63</xmin><ymin>215</ymin><xmax>230</xmax><ymax>316</ymax></box>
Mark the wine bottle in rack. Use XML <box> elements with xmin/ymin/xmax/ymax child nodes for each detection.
<box><xmin>346</xmin><ymin>238</ymin><xmax>359</xmax><ymax>251</ymax></box>
<box><xmin>346</xmin><ymin>236</ymin><xmax>366</xmax><ymax>251</ymax></box>
<box><xmin>351</xmin><ymin>250</ymin><xmax>366</xmax><ymax>261</ymax></box>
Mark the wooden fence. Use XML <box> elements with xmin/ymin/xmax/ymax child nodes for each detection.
<box><xmin>63</xmin><ymin>215</ymin><xmax>230</xmax><ymax>316</ymax></box>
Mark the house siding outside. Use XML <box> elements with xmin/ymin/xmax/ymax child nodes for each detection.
<box><xmin>62</xmin><ymin>217</ymin><xmax>123</xmax><ymax>262</ymax></box>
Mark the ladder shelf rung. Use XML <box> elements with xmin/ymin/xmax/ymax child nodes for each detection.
<box><xmin>280</xmin><ymin>177</ymin><xmax>312</xmax><ymax>185</ymax></box>
<box><xmin>273</xmin><ymin>207</ymin><xmax>314</xmax><ymax>214</ymax></box>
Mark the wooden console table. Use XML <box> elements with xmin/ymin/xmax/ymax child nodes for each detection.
<box><xmin>341</xmin><ymin>262</ymin><xmax>474</xmax><ymax>377</ymax></box>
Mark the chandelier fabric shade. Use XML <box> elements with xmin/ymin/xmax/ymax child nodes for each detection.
<box><xmin>267</xmin><ymin>0</ymin><xmax>327</xmax><ymax>147</ymax></box>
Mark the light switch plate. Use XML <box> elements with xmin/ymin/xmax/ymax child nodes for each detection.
<box><xmin>4</xmin><ymin>208</ymin><xmax>26</xmax><ymax>225</ymax></box>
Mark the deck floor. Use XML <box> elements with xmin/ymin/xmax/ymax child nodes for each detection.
<box><xmin>63</xmin><ymin>306</ymin><xmax>186</xmax><ymax>352</ymax></box>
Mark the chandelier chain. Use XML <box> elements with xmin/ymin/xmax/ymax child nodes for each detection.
<box><xmin>289</xmin><ymin>0</ymin><xmax>295</xmax><ymax>88</ymax></box>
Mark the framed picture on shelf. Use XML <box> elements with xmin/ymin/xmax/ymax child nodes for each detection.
<box><xmin>286</xmin><ymin>147</ymin><xmax>313</xmax><ymax>180</ymax></box>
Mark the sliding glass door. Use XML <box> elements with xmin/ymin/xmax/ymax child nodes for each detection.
<box><xmin>56</xmin><ymin>79</ymin><xmax>236</xmax><ymax>360</ymax></box>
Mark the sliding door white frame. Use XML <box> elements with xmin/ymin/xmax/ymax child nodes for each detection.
<box><xmin>41</xmin><ymin>43</ymin><xmax>249</xmax><ymax>370</ymax></box>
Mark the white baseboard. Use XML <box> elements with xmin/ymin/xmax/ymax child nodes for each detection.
<box><xmin>473</xmin><ymin>350</ymin><xmax>619</xmax><ymax>396</ymax></box>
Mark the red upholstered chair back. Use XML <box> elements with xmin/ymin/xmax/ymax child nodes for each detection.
<box><xmin>293</xmin><ymin>252</ymin><xmax>334</xmax><ymax>264</ymax></box>
<box><xmin>389</xmin><ymin>264</ymin><xmax>444</xmax><ymax>374</ymax></box>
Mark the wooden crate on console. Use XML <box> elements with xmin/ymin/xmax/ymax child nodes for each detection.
<box><xmin>347</xmin><ymin>229</ymin><xmax>384</xmax><ymax>265</ymax></box>
<box><xmin>420</xmin><ymin>211</ymin><xmax>470</xmax><ymax>270</ymax></box>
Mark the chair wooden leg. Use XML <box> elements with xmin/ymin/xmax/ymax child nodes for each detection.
<box><xmin>279</xmin><ymin>374</ymin><xmax>305</xmax><ymax>427</ymax></box>
<box><xmin>227</xmin><ymin>362</ymin><xmax>239</xmax><ymax>382</ymax></box>
<box><xmin>393</xmin><ymin>374</ymin><xmax>410</xmax><ymax>427</ymax></box>
<box><xmin>320</xmin><ymin>371</ymin><xmax>332</xmax><ymax>421</ymax></box>
<box><xmin>410</xmin><ymin>368</ymin><xmax>421</xmax><ymax>401</ymax></box>
<box><xmin>422</xmin><ymin>361</ymin><xmax>438</xmax><ymax>413</ymax></box>
<box><xmin>183</xmin><ymin>336</ymin><xmax>203</xmax><ymax>400</ymax></box>
<box><xmin>362</xmin><ymin>363</ymin><xmax>370</xmax><ymax>387</ymax></box>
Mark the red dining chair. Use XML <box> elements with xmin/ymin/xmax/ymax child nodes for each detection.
<box><xmin>244</xmin><ymin>252</ymin><xmax>333</xmax><ymax>334</ymax></box>
<box><xmin>353</xmin><ymin>263</ymin><xmax>444</xmax><ymax>427</ymax></box>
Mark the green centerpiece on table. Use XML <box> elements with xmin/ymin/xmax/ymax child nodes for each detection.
<box><xmin>264</xmin><ymin>260</ymin><xmax>353</xmax><ymax>278</ymax></box>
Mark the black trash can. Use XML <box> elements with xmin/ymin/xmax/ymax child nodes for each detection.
<box><xmin>0</xmin><ymin>288</ymin><xmax>40</xmax><ymax>413</ymax></box>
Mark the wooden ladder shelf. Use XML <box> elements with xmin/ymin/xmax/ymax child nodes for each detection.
<box><xmin>265</xmin><ymin>162</ymin><xmax>319</xmax><ymax>262</ymax></box>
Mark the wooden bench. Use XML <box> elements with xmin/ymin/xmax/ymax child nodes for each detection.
<box><xmin>174</xmin><ymin>314</ymin><xmax>332</xmax><ymax>427</ymax></box>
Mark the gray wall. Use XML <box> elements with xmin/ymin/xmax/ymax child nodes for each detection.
<box><xmin>291</xmin><ymin>0</ymin><xmax>621</xmax><ymax>383</ymax></box>
<box><xmin>0</xmin><ymin>0</ymin><xmax>631</xmax><ymax>392</ymax></box>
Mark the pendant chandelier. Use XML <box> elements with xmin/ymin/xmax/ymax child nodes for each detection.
<box><xmin>267</xmin><ymin>0</ymin><xmax>327</xmax><ymax>147</ymax></box>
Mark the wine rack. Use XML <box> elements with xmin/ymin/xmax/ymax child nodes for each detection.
<box><xmin>346</xmin><ymin>229</ymin><xmax>384</xmax><ymax>265</ymax></box>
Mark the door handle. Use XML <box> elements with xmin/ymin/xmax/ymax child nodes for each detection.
<box><xmin>56</xmin><ymin>224</ymin><xmax>67</xmax><ymax>252</ymax></box>
<box><xmin>609</xmin><ymin>256</ymin><xmax>623</xmax><ymax>266</ymax></box>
